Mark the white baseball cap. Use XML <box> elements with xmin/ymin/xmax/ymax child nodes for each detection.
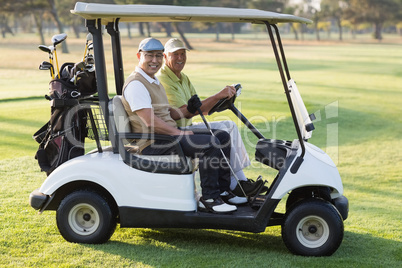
<box><xmin>164</xmin><ymin>38</ymin><xmax>189</xmax><ymax>53</ymax></box>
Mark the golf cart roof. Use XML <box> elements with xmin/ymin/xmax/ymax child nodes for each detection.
<box><xmin>72</xmin><ymin>2</ymin><xmax>312</xmax><ymax>25</ymax></box>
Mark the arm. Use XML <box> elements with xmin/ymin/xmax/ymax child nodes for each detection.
<box><xmin>136</xmin><ymin>108</ymin><xmax>193</xmax><ymax>136</ymax></box>
<box><xmin>169</xmin><ymin>106</ymin><xmax>192</xmax><ymax>120</ymax></box>
<box><xmin>162</xmin><ymin>71</ymin><xmax>235</xmax><ymax>116</ymax></box>
<box><xmin>176</xmin><ymin>86</ymin><xmax>237</xmax><ymax>117</ymax></box>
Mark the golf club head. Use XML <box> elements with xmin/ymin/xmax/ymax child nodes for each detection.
<box><xmin>38</xmin><ymin>45</ymin><xmax>51</xmax><ymax>53</ymax></box>
<box><xmin>86</xmin><ymin>33</ymin><xmax>93</xmax><ymax>42</ymax></box>
<box><xmin>87</xmin><ymin>43</ymin><xmax>94</xmax><ymax>51</ymax></box>
<box><xmin>75</xmin><ymin>61</ymin><xmax>86</xmax><ymax>72</ymax></box>
<box><xmin>85</xmin><ymin>54</ymin><xmax>94</xmax><ymax>65</ymax></box>
<box><xmin>52</xmin><ymin>33</ymin><xmax>67</xmax><ymax>46</ymax></box>
<box><xmin>39</xmin><ymin>61</ymin><xmax>53</xmax><ymax>70</ymax></box>
<box><xmin>86</xmin><ymin>65</ymin><xmax>95</xmax><ymax>72</ymax></box>
<box><xmin>39</xmin><ymin>61</ymin><xmax>54</xmax><ymax>77</ymax></box>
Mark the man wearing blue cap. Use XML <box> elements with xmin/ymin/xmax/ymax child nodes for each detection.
<box><xmin>121</xmin><ymin>37</ymin><xmax>239</xmax><ymax>213</ymax></box>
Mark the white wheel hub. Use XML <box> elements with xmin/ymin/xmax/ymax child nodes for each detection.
<box><xmin>296</xmin><ymin>215</ymin><xmax>329</xmax><ymax>248</ymax></box>
<box><xmin>68</xmin><ymin>203</ymin><xmax>100</xmax><ymax>236</ymax></box>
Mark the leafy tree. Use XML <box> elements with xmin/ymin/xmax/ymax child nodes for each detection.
<box><xmin>345</xmin><ymin>0</ymin><xmax>400</xmax><ymax>40</ymax></box>
<box><xmin>32</xmin><ymin>0</ymin><xmax>49</xmax><ymax>44</ymax></box>
<box><xmin>197</xmin><ymin>0</ymin><xmax>247</xmax><ymax>41</ymax></box>
<box><xmin>114</xmin><ymin>0</ymin><xmax>197</xmax><ymax>47</ymax></box>
<box><xmin>0</xmin><ymin>0</ymin><xmax>46</xmax><ymax>40</ymax></box>
<box><xmin>304</xmin><ymin>0</ymin><xmax>323</xmax><ymax>41</ymax></box>
<box><xmin>284</xmin><ymin>5</ymin><xmax>301</xmax><ymax>40</ymax></box>
<box><xmin>320</xmin><ymin>0</ymin><xmax>347</xmax><ymax>41</ymax></box>
<box><xmin>1</xmin><ymin>0</ymin><xmax>71</xmax><ymax>51</ymax></box>
<box><xmin>113</xmin><ymin>0</ymin><xmax>147</xmax><ymax>37</ymax></box>
<box><xmin>56</xmin><ymin>0</ymin><xmax>84</xmax><ymax>39</ymax></box>
<box><xmin>114</xmin><ymin>0</ymin><xmax>175</xmax><ymax>38</ymax></box>
<box><xmin>57</xmin><ymin>0</ymin><xmax>114</xmax><ymax>39</ymax></box>
<box><xmin>44</xmin><ymin>0</ymin><xmax>69</xmax><ymax>52</ymax></box>
<box><xmin>0</xmin><ymin>0</ymin><xmax>18</xmax><ymax>37</ymax></box>
<box><xmin>311</xmin><ymin>7</ymin><xmax>321</xmax><ymax>40</ymax></box>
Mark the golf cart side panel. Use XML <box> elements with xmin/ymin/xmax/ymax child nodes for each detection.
<box><xmin>39</xmin><ymin>152</ymin><xmax>197</xmax><ymax>211</ymax></box>
<box><xmin>271</xmin><ymin>142</ymin><xmax>343</xmax><ymax>200</ymax></box>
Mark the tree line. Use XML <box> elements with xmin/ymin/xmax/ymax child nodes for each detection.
<box><xmin>1</xmin><ymin>0</ymin><xmax>401</xmax><ymax>51</ymax></box>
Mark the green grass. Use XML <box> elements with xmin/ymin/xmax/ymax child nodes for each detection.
<box><xmin>1</xmin><ymin>32</ymin><xmax>401</xmax><ymax>267</ymax></box>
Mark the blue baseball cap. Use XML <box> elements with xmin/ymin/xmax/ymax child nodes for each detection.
<box><xmin>138</xmin><ymin>38</ymin><xmax>164</xmax><ymax>52</ymax></box>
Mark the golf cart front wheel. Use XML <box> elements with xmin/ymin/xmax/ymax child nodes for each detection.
<box><xmin>56</xmin><ymin>190</ymin><xmax>116</xmax><ymax>244</ymax></box>
<box><xmin>282</xmin><ymin>199</ymin><xmax>344</xmax><ymax>256</ymax></box>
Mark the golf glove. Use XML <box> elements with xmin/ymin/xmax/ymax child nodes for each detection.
<box><xmin>187</xmin><ymin>94</ymin><xmax>202</xmax><ymax>114</ymax></box>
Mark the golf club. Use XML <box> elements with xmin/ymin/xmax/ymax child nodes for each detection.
<box><xmin>71</xmin><ymin>61</ymin><xmax>86</xmax><ymax>85</ymax></box>
<box><xmin>195</xmin><ymin>102</ymin><xmax>248</xmax><ymax>198</ymax></box>
<box><xmin>51</xmin><ymin>33</ymin><xmax>67</xmax><ymax>79</ymax></box>
<box><xmin>85</xmin><ymin>54</ymin><xmax>95</xmax><ymax>66</ymax></box>
<box><xmin>38</xmin><ymin>45</ymin><xmax>53</xmax><ymax>54</ymax></box>
<box><xmin>39</xmin><ymin>61</ymin><xmax>54</xmax><ymax>77</ymax></box>
<box><xmin>38</xmin><ymin>45</ymin><xmax>55</xmax><ymax>79</ymax></box>
<box><xmin>83</xmin><ymin>33</ymin><xmax>93</xmax><ymax>61</ymax></box>
<box><xmin>85</xmin><ymin>42</ymin><xmax>94</xmax><ymax>66</ymax></box>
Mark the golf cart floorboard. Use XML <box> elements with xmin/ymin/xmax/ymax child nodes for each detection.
<box><xmin>196</xmin><ymin>203</ymin><xmax>261</xmax><ymax>217</ymax></box>
<box><xmin>119</xmin><ymin>198</ymin><xmax>281</xmax><ymax>232</ymax></box>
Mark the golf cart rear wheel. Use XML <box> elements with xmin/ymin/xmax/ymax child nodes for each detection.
<box><xmin>56</xmin><ymin>190</ymin><xmax>116</xmax><ymax>244</ymax></box>
<box><xmin>282</xmin><ymin>198</ymin><xmax>343</xmax><ymax>256</ymax></box>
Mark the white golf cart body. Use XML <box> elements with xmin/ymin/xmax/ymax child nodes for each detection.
<box><xmin>29</xmin><ymin>2</ymin><xmax>348</xmax><ymax>256</ymax></box>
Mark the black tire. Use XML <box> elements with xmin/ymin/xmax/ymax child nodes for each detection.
<box><xmin>282</xmin><ymin>198</ymin><xmax>344</xmax><ymax>256</ymax></box>
<box><xmin>56</xmin><ymin>190</ymin><xmax>117</xmax><ymax>244</ymax></box>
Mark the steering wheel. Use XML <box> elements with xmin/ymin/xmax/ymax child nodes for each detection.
<box><xmin>208</xmin><ymin>84</ymin><xmax>242</xmax><ymax>115</ymax></box>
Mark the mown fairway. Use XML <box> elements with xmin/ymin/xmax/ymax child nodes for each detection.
<box><xmin>0</xmin><ymin>32</ymin><xmax>401</xmax><ymax>267</ymax></box>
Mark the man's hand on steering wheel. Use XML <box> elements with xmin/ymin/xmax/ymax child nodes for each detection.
<box><xmin>217</xmin><ymin>85</ymin><xmax>236</xmax><ymax>100</ymax></box>
<box><xmin>208</xmin><ymin>83</ymin><xmax>242</xmax><ymax>115</ymax></box>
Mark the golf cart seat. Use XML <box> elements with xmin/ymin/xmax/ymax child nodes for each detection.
<box><xmin>110</xmin><ymin>95</ymin><xmax>196</xmax><ymax>174</ymax></box>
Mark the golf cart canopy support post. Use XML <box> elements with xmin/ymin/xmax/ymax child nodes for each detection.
<box><xmin>106</xmin><ymin>19</ymin><xmax>124</xmax><ymax>96</ymax></box>
<box><xmin>86</xmin><ymin>19</ymin><xmax>118</xmax><ymax>152</ymax></box>
<box><xmin>265</xmin><ymin>22</ymin><xmax>306</xmax><ymax>171</ymax></box>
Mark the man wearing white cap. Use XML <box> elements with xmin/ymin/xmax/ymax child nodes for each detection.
<box><xmin>121</xmin><ymin>37</ymin><xmax>239</xmax><ymax>213</ymax></box>
<box><xmin>158</xmin><ymin>38</ymin><xmax>264</xmax><ymax>197</ymax></box>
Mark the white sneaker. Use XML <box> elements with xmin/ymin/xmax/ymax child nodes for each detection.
<box><xmin>198</xmin><ymin>197</ymin><xmax>237</xmax><ymax>213</ymax></box>
<box><xmin>220</xmin><ymin>191</ymin><xmax>248</xmax><ymax>205</ymax></box>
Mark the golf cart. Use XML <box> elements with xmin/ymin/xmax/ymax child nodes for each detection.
<box><xmin>29</xmin><ymin>2</ymin><xmax>348</xmax><ymax>256</ymax></box>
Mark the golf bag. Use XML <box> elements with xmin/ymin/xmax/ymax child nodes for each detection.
<box><xmin>33</xmin><ymin>65</ymin><xmax>97</xmax><ymax>175</ymax></box>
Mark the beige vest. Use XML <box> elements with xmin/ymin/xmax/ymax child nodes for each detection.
<box><xmin>121</xmin><ymin>71</ymin><xmax>177</xmax><ymax>151</ymax></box>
